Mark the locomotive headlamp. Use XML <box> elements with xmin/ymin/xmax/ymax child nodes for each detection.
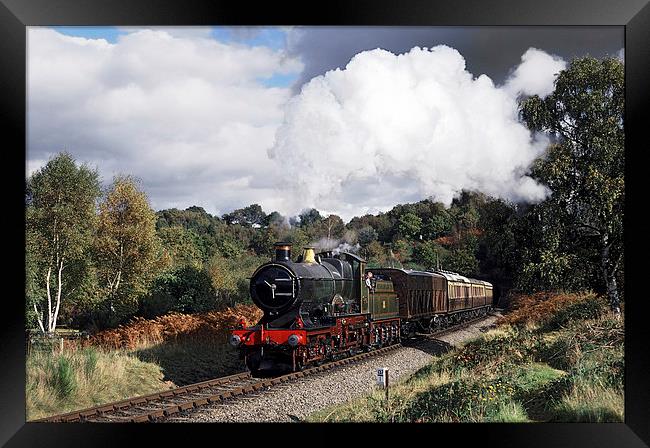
<box><xmin>229</xmin><ymin>335</ymin><xmax>242</xmax><ymax>347</ymax></box>
<box><xmin>287</xmin><ymin>334</ymin><xmax>300</xmax><ymax>346</ymax></box>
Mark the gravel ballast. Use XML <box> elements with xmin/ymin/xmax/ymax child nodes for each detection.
<box><xmin>166</xmin><ymin>313</ymin><xmax>501</xmax><ymax>423</ymax></box>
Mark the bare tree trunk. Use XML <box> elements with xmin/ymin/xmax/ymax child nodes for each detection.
<box><xmin>33</xmin><ymin>302</ymin><xmax>45</xmax><ymax>334</ymax></box>
<box><xmin>45</xmin><ymin>266</ymin><xmax>52</xmax><ymax>334</ymax></box>
<box><xmin>51</xmin><ymin>258</ymin><xmax>64</xmax><ymax>332</ymax></box>
<box><xmin>601</xmin><ymin>234</ymin><xmax>621</xmax><ymax>316</ymax></box>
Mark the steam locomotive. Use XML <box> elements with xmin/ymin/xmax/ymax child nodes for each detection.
<box><xmin>230</xmin><ymin>242</ymin><xmax>493</xmax><ymax>374</ymax></box>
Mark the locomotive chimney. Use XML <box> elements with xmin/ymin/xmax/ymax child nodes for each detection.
<box><xmin>274</xmin><ymin>242</ymin><xmax>292</xmax><ymax>262</ymax></box>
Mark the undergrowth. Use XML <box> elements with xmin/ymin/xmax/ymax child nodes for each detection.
<box><xmin>309</xmin><ymin>291</ymin><xmax>624</xmax><ymax>423</ymax></box>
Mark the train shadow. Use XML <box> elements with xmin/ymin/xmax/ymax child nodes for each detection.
<box><xmin>402</xmin><ymin>336</ymin><xmax>455</xmax><ymax>356</ymax></box>
<box><xmin>132</xmin><ymin>340</ymin><xmax>246</xmax><ymax>386</ymax></box>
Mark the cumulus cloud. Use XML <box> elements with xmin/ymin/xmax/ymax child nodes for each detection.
<box><xmin>504</xmin><ymin>47</ymin><xmax>566</xmax><ymax>98</ymax></box>
<box><xmin>269</xmin><ymin>45</ymin><xmax>561</xmax><ymax>219</ymax></box>
<box><xmin>29</xmin><ymin>30</ymin><xmax>567</xmax><ymax>222</ymax></box>
<box><xmin>27</xmin><ymin>28</ymin><xmax>302</xmax><ymax>214</ymax></box>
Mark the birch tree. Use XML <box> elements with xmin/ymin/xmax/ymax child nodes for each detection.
<box><xmin>94</xmin><ymin>176</ymin><xmax>164</xmax><ymax>324</ymax></box>
<box><xmin>26</xmin><ymin>153</ymin><xmax>100</xmax><ymax>334</ymax></box>
<box><xmin>520</xmin><ymin>56</ymin><xmax>624</xmax><ymax>314</ymax></box>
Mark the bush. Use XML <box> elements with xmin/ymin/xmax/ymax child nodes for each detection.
<box><xmin>51</xmin><ymin>357</ymin><xmax>77</xmax><ymax>399</ymax></box>
<box><xmin>542</xmin><ymin>295</ymin><xmax>606</xmax><ymax>330</ymax></box>
<box><xmin>141</xmin><ymin>265</ymin><xmax>219</xmax><ymax>318</ymax></box>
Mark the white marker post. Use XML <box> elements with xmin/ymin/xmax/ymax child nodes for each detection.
<box><xmin>376</xmin><ymin>367</ymin><xmax>389</xmax><ymax>403</ymax></box>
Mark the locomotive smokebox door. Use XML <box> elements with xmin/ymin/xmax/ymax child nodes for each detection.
<box><xmin>376</xmin><ymin>367</ymin><xmax>389</xmax><ymax>388</ymax></box>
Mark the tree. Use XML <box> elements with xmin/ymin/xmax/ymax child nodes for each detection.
<box><xmin>444</xmin><ymin>248</ymin><xmax>479</xmax><ymax>276</ymax></box>
<box><xmin>322</xmin><ymin>214</ymin><xmax>345</xmax><ymax>240</ymax></box>
<box><xmin>94</xmin><ymin>176</ymin><xmax>164</xmax><ymax>325</ymax></box>
<box><xmin>357</xmin><ymin>226</ymin><xmax>378</xmax><ymax>247</ymax></box>
<box><xmin>520</xmin><ymin>56</ymin><xmax>624</xmax><ymax>313</ymax></box>
<box><xmin>223</xmin><ymin>203</ymin><xmax>267</xmax><ymax>227</ymax></box>
<box><xmin>298</xmin><ymin>208</ymin><xmax>322</xmax><ymax>227</ymax></box>
<box><xmin>422</xmin><ymin>212</ymin><xmax>452</xmax><ymax>239</ymax></box>
<box><xmin>26</xmin><ymin>153</ymin><xmax>100</xmax><ymax>334</ymax></box>
<box><xmin>158</xmin><ymin>226</ymin><xmax>204</xmax><ymax>268</ymax></box>
<box><xmin>413</xmin><ymin>241</ymin><xmax>446</xmax><ymax>270</ymax></box>
<box><xmin>142</xmin><ymin>265</ymin><xmax>218</xmax><ymax>317</ymax></box>
<box><xmin>397</xmin><ymin>213</ymin><xmax>422</xmax><ymax>240</ymax></box>
<box><xmin>206</xmin><ymin>254</ymin><xmax>238</xmax><ymax>307</ymax></box>
<box><xmin>264</xmin><ymin>211</ymin><xmax>286</xmax><ymax>227</ymax></box>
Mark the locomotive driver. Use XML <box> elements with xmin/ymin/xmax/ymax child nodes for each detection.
<box><xmin>365</xmin><ymin>271</ymin><xmax>375</xmax><ymax>293</ymax></box>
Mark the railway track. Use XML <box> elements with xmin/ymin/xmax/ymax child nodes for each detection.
<box><xmin>35</xmin><ymin>312</ymin><xmax>497</xmax><ymax>423</ymax></box>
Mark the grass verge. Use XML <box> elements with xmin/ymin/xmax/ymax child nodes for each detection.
<box><xmin>27</xmin><ymin>305</ymin><xmax>260</xmax><ymax>419</ymax></box>
<box><xmin>309</xmin><ymin>292</ymin><xmax>624</xmax><ymax>423</ymax></box>
<box><xmin>27</xmin><ymin>346</ymin><xmax>170</xmax><ymax>421</ymax></box>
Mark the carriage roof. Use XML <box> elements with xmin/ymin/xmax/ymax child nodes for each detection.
<box><xmin>371</xmin><ymin>267</ymin><xmax>492</xmax><ymax>287</ymax></box>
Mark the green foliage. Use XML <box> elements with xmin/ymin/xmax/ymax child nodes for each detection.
<box><xmin>422</xmin><ymin>212</ymin><xmax>452</xmax><ymax>239</ymax></box>
<box><xmin>217</xmin><ymin>237</ymin><xmax>245</xmax><ymax>258</ymax></box>
<box><xmin>397</xmin><ymin>212</ymin><xmax>422</xmax><ymax>240</ymax></box>
<box><xmin>357</xmin><ymin>226</ymin><xmax>378</xmax><ymax>247</ymax></box>
<box><xmin>293</xmin><ymin>208</ymin><xmax>321</xmax><ymax>227</ymax></box>
<box><xmin>543</xmin><ymin>294</ymin><xmax>605</xmax><ymax>330</ymax></box>
<box><xmin>141</xmin><ymin>265</ymin><xmax>218</xmax><ymax>317</ymax></box>
<box><xmin>412</xmin><ymin>241</ymin><xmax>446</xmax><ymax>269</ymax></box>
<box><xmin>26</xmin><ymin>152</ymin><xmax>101</xmax><ymax>333</ymax></box>
<box><xmin>50</xmin><ymin>356</ymin><xmax>77</xmax><ymax>400</ymax></box>
<box><xmin>83</xmin><ymin>348</ymin><xmax>99</xmax><ymax>379</ymax></box>
<box><xmin>520</xmin><ymin>57</ymin><xmax>624</xmax><ymax>310</ymax></box>
<box><xmin>94</xmin><ymin>176</ymin><xmax>165</xmax><ymax>326</ymax></box>
<box><xmin>443</xmin><ymin>248</ymin><xmax>479</xmax><ymax>276</ymax></box>
<box><xmin>158</xmin><ymin>226</ymin><xmax>205</xmax><ymax>268</ymax></box>
<box><xmin>223</xmin><ymin>203</ymin><xmax>267</xmax><ymax>227</ymax></box>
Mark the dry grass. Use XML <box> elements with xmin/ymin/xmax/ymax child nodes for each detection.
<box><xmin>84</xmin><ymin>305</ymin><xmax>262</xmax><ymax>350</ymax></box>
<box><xmin>309</xmin><ymin>291</ymin><xmax>623</xmax><ymax>423</ymax></box>
<box><xmin>27</xmin><ymin>346</ymin><xmax>170</xmax><ymax>421</ymax></box>
<box><xmin>28</xmin><ymin>305</ymin><xmax>263</xmax><ymax>419</ymax></box>
<box><xmin>551</xmin><ymin>381</ymin><xmax>624</xmax><ymax>422</ymax></box>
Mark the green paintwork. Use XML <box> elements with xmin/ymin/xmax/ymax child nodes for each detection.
<box><xmin>368</xmin><ymin>279</ymin><xmax>399</xmax><ymax>320</ymax></box>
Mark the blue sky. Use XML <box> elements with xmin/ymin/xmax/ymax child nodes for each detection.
<box><xmin>52</xmin><ymin>26</ymin><xmax>122</xmax><ymax>43</ymax></box>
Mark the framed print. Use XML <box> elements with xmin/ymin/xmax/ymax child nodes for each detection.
<box><xmin>2</xmin><ymin>0</ymin><xmax>649</xmax><ymax>446</ymax></box>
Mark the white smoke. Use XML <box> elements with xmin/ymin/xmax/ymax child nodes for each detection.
<box><xmin>332</xmin><ymin>243</ymin><xmax>360</xmax><ymax>255</ymax></box>
<box><xmin>311</xmin><ymin>237</ymin><xmax>360</xmax><ymax>255</ymax></box>
<box><xmin>269</xmin><ymin>45</ymin><xmax>563</xmax><ymax>220</ymax></box>
<box><xmin>311</xmin><ymin>237</ymin><xmax>340</xmax><ymax>251</ymax></box>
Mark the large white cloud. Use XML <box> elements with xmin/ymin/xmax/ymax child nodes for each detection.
<box><xmin>269</xmin><ymin>45</ymin><xmax>562</xmax><ymax>219</ymax></box>
<box><xmin>27</xmin><ymin>28</ymin><xmax>303</xmax><ymax>215</ymax></box>
<box><xmin>29</xmin><ymin>30</ymin><xmax>566</xmax><ymax>221</ymax></box>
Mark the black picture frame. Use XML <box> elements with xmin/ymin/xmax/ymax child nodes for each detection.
<box><xmin>2</xmin><ymin>0</ymin><xmax>648</xmax><ymax>446</ymax></box>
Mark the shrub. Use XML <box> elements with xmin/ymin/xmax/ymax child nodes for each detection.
<box><xmin>85</xmin><ymin>305</ymin><xmax>262</xmax><ymax>351</ymax></box>
<box><xmin>500</xmin><ymin>291</ymin><xmax>603</xmax><ymax>328</ymax></box>
<box><xmin>83</xmin><ymin>348</ymin><xmax>98</xmax><ymax>379</ymax></box>
<box><xmin>542</xmin><ymin>295</ymin><xmax>606</xmax><ymax>330</ymax></box>
<box><xmin>51</xmin><ymin>357</ymin><xmax>76</xmax><ymax>400</ymax></box>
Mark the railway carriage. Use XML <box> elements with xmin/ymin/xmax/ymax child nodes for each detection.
<box><xmin>230</xmin><ymin>242</ymin><xmax>492</xmax><ymax>375</ymax></box>
<box><xmin>371</xmin><ymin>268</ymin><xmax>493</xmax><ymax>335</ymax></box>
